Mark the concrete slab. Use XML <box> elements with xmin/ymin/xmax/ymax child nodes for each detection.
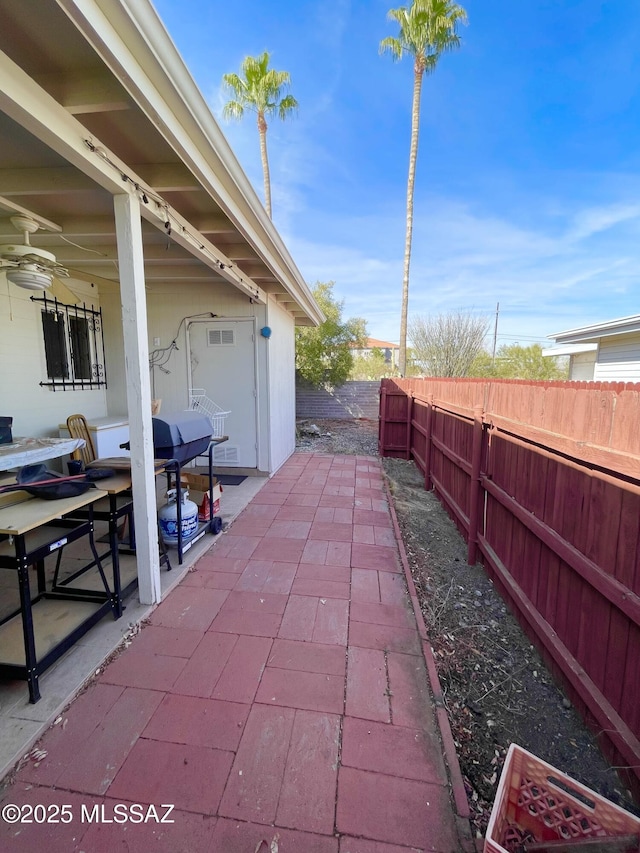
<box><xmin>256</xmin><ymin>667</ymin><xmax>345</xmax><ymax>714</ymax></box>
<box><xmin>107</xmin><ymin>738</ymin><xmax>233</xmax><ymax>814</ymax></box>
<box><xmin>345</xmin><ymin>646</ymin><xmax>390</xmax><ymax>723</ymax></box>
<box><xmin>218</xmin><ymin>703</ymin><xmax>295</xmax><ymax>824</ymax></box>
<box><xmin>336</xmin><ymin>766</ymin><xmax>459</xmax><ymax>850</ymax></box>
<box><xmin>212</xmin><ymin>817</ymin><xmax>338</xmax><ymax>853</ymax></box>
<box><xmin>276</xmin><ymin>709</ymin><xmax>340</xmax><ymax>833</ymax></box>
<box><xmin>142</xmin><ymin>693</ymin><xmax>250</xmax><ymax>751</ymax></box>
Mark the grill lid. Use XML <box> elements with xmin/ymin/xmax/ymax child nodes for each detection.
<box><xmin>152</xmin><ymin>411</ymin><xmax>212</xmax><ymax>448</ymax></box>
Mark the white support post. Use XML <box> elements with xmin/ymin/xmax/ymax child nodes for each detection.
<box><xmin>113</xmin><ymin>192</ymin><xmax>161</xmax><ymax>605</ymax></box>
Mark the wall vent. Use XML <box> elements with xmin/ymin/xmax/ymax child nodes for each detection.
<box><xmin>208</xmin><ymin>328</ymin><xmax>235</xmax><ymax>346</ymax></box>
<box><xmin>213</xmin><ymin>444</ymin><xmax>239</xmax><ymax>465</ymax></box>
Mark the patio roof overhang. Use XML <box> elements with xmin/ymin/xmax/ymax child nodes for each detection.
<box><xmin>0</xmin><ymin>0</ymin><xmax>323</xmax><ymax>326</ymax></box>
<box><xmin>548</xmin><ymin>314</ymin><xmax>640</xmax><ymax>345</ymax></box>
<box><xmin>541</xmin><ymin>343</ymin><xmax>598</xmax><ymax>358</ymax></box>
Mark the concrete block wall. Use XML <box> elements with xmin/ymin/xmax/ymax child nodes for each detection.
<box><xmin>295</xmin><ymin>380</ymin><xmax>380</xmax><ymax>420</ymax></box>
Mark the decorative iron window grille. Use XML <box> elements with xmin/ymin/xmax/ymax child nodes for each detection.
<box><xmin>32</xmin><ymin>292</ymin><xmax>107</xmax><ymax>390</ymax></box>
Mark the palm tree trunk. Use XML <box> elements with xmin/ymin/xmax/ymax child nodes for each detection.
<box><xmin>257</xmin><ymin>112</ymin><xmax>272</xmax><ymax>218</ymax></box>
<box><xmin>399</xmin><ymin>66</ymin><xmax>424</xmax><ymax>376</ymax></box>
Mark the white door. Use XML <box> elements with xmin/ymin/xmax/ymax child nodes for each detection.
<box><xmin>188</xmin><ymin>319</ymin><xmax>257</xmax><ymax>468</ymax></box>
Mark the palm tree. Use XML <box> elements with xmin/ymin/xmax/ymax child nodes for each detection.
<box><xmin>380</xmin><ymin>0</ymin><xmax>467</xmax><ymax>376</ymax></box>
<box><xmin>222</xmin><ymin>52</ymin><xmax>298</xmax><ymax>219</ymax></box>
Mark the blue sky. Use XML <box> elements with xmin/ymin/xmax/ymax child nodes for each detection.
<box><xmin>152</xmin><ymin>0</ymin><xmax>640</xmax><ymax>349</ymax></box>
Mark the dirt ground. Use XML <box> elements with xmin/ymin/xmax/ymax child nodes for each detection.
<box><xmin>296</xmin><ymin>418</ymin><xmax>639</xmax><ymax>840</ymax></box>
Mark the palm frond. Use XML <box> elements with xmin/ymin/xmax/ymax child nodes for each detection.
<box><xmin>221</xmin><ymin>72</ymin><xmax>246</xmax><ymax>97</ymax></box>
<box><xmin>222</xmin><ymin>100</ymin><xmax>245</xmax><ymax>121</ymax></box>
<box><xmin>380</xmin><ymin>0</ymin><xmax>467</xmax><ymax>66</ymax></box>
<box><xmin>278</xmin><ymin>94</ymin><xmax>299</xmax><ymax>120</ymax></box>
<box><xmin>379</xmin><ymin>35</ymin><xmax>405</xmax><ymax>60</ymax></box>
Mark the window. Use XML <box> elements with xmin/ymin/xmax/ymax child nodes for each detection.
<box><xmin>41</xmin><ymin>310</ymin><xmax>68</xmax><ymax>378</ymax></box>
<box><xmin>69</xmin><ymin>315</ymin><xmax>92</xmax><ymax>380</ymax></box>
<box><xmin>35</xmin><ymin>293</ymin><xmax>106</xmax><ymax>390</ymax></box>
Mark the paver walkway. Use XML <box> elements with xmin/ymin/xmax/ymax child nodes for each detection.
<box><xmin>0</xmin><ymin>453</ymin><xmax>471</xmax><ymax>852</ymax></box>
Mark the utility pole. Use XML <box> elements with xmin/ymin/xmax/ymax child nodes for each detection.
<box><xmin>491</xmin><ymin>302</ymin><xmax>499</xmax><ymax>366</ymax></box>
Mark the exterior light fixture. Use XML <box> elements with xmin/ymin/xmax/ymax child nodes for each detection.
<box><xmin>1</xmin><ymin>216</ymin><xmax>66</xmax><ymax>291</ymax></box>
<box><xmin>6</xmin><ymin>266</ymin><xmax>53</xmax><ymax>291</ymax></box>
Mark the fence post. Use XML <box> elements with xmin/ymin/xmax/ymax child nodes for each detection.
<box><xmin>405</xmin><ymin>390</ymin><xmax>414</xmax><ymax>460</ymax></box>
<box><xmin>378</xmin><ymin>382</ymin><xmax>387</xmax><ymax>456</ymax></box>
<box><xmin>467</xmin><ymin>404</ymin><xmax>484</xmax><ymax>565</ymax></box>
<box><xmin>424</xmin><ymin>394</ymin><xmax>434</xmax><ymax>490</ymax></box>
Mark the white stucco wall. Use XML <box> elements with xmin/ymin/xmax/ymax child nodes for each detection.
<box><xmin>143</xmin><ymin>280</ymin><xmax>296</xmax><ymax>474</ymax></box>
<box><xmin>265</xmin><ymin>296</ymin><xmax>296</xmax><ymax>473</ymax></box>
<box><xmin>143</xmin><ymin>280</ymin><xmax>257</xmax><ymax>410</ymax></box>
<box><xmin>0</xmin><ymin>273</ymin><xmax>108</xmax><ymax>441</ymax></box>
<box><xmin>99</xmin><ymin>283</ymin><xmax>128</xmax><ymax>418</ymax></box>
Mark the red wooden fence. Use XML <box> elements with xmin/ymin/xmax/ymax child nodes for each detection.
<box><xmin>379</xmin><ymin>377</ymin><xmax>640</xmax><ymax>797</ymax></box>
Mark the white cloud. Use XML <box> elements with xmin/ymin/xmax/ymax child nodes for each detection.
<box><xmin>567</xmin><ymin>202</ymin><xmax>640</xmax><ymax>241</ymax></box>
<box><xmin>281</xmin><ymin>188</ymin><xmax>640</xmax><ymax>346</ymax></box>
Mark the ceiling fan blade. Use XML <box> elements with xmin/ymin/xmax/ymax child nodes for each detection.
<box><xmin>50</xmin><ymin>275</ymin><xmax>81</xmax><ymax>303</ymax></box>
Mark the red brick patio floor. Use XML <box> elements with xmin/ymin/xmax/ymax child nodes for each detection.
<box><xmin>0</xmin><ymin>453</ymin><xmax>473</xmax><ymax>852</ymax></box>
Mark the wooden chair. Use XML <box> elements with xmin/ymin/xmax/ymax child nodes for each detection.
<box><xmin>66</xmin><ymin>414</ymin><xmax>96</xmax><ymax>467</ymax></box>
<box><xmin>66</xmin><ymin>413</ymin><xmax>137</xmax><ymax>545</ymax></box>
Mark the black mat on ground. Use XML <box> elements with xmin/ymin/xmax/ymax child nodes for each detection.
<box><xmin>215</xmin><ymin>474</ymin><xmax>247</xmax><ymax>486</ymax></box>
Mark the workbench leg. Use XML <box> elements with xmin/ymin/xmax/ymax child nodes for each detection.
<box><xmin>15</xmin><ymin>542</ymin><xmax>40</xmax><ymax>704</ymax></box>
<box><xmin>35</xmin><ymin>559</ymin><xmax>47</xmax><ymax>595</ymax></box>
<box><xmin>97</xmin><ymin>501</ymin><xmax>121</xmax><ymax>619</ymax></box>
<box><xmin>107</xmin><ymin>508</ymin><xmax>123</xmax><ymax>619</ymax></box>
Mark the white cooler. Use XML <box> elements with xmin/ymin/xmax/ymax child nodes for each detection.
<box><xmin>58</xmin><ymin>416</ymin><xmax>130</xmax><ymax>459</ymax></box>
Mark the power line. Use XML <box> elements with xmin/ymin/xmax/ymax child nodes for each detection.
<box><xmin>494</xmin><ymin>334</ymin><xmax>549</xmax><ymax>342</ymax></box>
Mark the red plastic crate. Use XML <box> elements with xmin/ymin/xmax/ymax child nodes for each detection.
<box><xmin>485</xmin><ymin>744</ymin><xmax>640</xmax><ymax>852</ymax></box>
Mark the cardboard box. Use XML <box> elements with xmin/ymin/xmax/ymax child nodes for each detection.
<box><xmin>180</xmin><ymin>472</ymin><xmax>218</xmax><ymax>492</ymax></box>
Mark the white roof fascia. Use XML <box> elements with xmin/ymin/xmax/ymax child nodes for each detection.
<box><xmin>548</xmin><ymin>314</ymin><xmax>640</xmax><ymax>344</ymax></box>
<box><xmin>541</xmin><ymin>344</ymin><xmax>598</xmax><ymax>357</ymax></box>
<box><xmin>58</xmin><ymin>0</ymin><xmax>323</xmax><ymax>325</ymax></box>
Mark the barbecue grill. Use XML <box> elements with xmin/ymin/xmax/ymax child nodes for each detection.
<box><xmin>150</xmin><ymin>410</ymin><xmax>227</xmax><ymax>564</ymax></box>
<box><xmin>152</xmin><ymin>411</ymin><xmax>213</xmax><ymax>463</ymax></box>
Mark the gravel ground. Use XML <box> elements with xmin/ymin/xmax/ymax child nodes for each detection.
<box><xmin>296</xmin><ymin>418</ymin><xmax>380</xmax><ymax>456</ymax></box>
<box><xmin>296</xmin><ymin>417</ymin><xmax>639</xmax><ymax>841</ymax></box>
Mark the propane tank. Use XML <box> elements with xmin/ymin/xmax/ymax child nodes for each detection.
<box><xmin>158</xmin><ymin>487</ymin><xmax>199</xmax><ymax>545</ymax></box>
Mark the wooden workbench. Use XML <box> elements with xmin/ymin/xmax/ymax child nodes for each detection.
<box><xmin>0</xmin><ymin>486</ymin><xmax>119</xmax><ymax>703</ymax></box>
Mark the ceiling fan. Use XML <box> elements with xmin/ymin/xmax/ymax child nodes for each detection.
<box><xmin>0</xmin><ymin>215</ymin><xmax>69</xmax><ymax>290</ymax></box>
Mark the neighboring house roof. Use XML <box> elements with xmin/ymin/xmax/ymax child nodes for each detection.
<box><xmin>352</xmin><ymin>338</ymin><xmax>399</xmax><ymax>349</ymax></box>
<box><xmin>548</xmin><ymin>315</ymin><xmax>640</xmax><ymax>345</ymax></box>
<box><xmin>0</xmin><ymin>0</ymin><xmax>323</xmax><ymax>327</ymax></box>
<box><xmin>366</xmin><ymin>337</ymin><xmax>399</xmax><ymax>349</ymax></box>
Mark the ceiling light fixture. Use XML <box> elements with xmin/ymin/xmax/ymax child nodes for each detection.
<box><xmin>6</xmin><ymin>266</ymin><xmax>53</xmax><ymax>291</ymax></box>
<box><xmin>1</xmin><ymin>216</ymin><xmax>67</xmax><ymax>291</ymax></box>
